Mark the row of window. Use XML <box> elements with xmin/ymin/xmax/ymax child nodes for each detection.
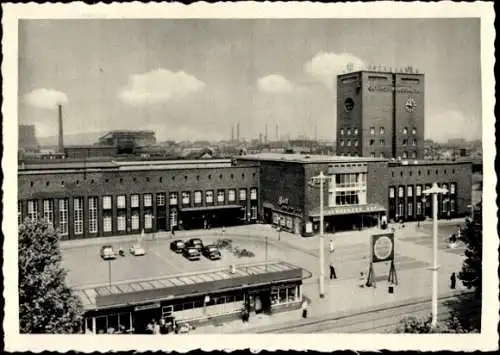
<box><xmin>339</xmin><ymin>127</ymin><xmax>360</xmax><ymax>136</ymax></box>
<box><xmin>20</xmin><ymin>197</ymin><xmax>259</xmax><ymax>235</ymax></box>
<box><xmin>27</xmin><ymin>172</ymin><xmax>257</xmax><ymax>188</ymax></box>
<box><xmin>389</xmin><ymin>183</ymin><xmax>457</xmax><ymax>199</ymax></box>
<box><xmin>391</xmin><ymin>168</ymin><xmax>457</xmax><ymax>178</ymax></box>
<box><xmin>111</xmin><ymin>188</ymin><xmax>258</xmax><ymax>209</ymax></box>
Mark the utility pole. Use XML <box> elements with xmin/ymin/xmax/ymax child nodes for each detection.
<box><xmin>424</xmin><ymin>182</ymin><xmax>448</xmax><ymax>328</ymax></box>
<box><xmin>309</xmin><ymin>171</ymin><xmax>326</xmax><ymax>298</ymax></box>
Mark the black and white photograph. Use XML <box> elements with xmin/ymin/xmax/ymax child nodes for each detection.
<box><xmin>2</xmin><ymin>2</ymin><xmax>497</xmax><ymax>352</ymax></box>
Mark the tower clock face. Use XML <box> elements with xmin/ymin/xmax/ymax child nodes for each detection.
<box><xmin>405</xmin><ymin>97</ymin><xmax>416</xmax><ymax>112</ymax></box>
<box><xmin>344</xmin><ymin>98</ymin><xmax>354</xmax><ymax>112</ymax></box>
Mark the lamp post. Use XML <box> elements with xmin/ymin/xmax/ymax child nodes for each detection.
<box><xmin>309</xmin><ymin>171</ymin><xmax>326</xmax><ymax>298</ymax></box>
<box><xmin>423</xmin><ymin>182</ymin><xmax>448</xmax><ymax>328</ymax></box>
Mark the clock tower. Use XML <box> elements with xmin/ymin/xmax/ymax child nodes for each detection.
<box><xmin>336</xmin><ymin>67</ymin><xmax>425</xmax><ymax>160</ymax></box>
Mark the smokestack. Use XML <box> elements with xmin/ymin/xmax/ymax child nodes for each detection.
<box><xmin>57</xmin><ymin>104</ymin><xmax>64</xmax><ymax>154</ymax></box>
<box><xmin>231</xmin><ymin>125</ymin><xmax>234</xmax><ymax>143</ymax></box>
<box><xmin>275</xmin><ymin>124</ymin><xmax>279</xmax><ymax>141</ymax></box>
<box><xmin>236</xmin><ymin>122</ymin><xmax>240</xmax><ymax>143</ymax></box>
<box><xmin>265</xmin><ymin>124</ymin><xmax>268</xmax><ymax>144</ymax></box>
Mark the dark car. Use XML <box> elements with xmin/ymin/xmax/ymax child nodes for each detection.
<box><xmin>183</xmin><ymin>247</ymin><xmax>201</xmax><ymax>261</ymax></box>
<box><xmin>100</xmin><ymin>245</ymin><xmax>116</xmax><ymax>260</ymax></box>
<box><xmin>185</xmin><ymin>238</ymin><xmax>203</xmax><ymax>251</ymax></box>
<box><xmin>170</xmin><ymin>240</ymin><xmax>185</xmax><ymax>253</ymax></box>
<box><xmin>202</xmin><ymin>244</ymin><xmax>222</xmax><ymax>260</ymax></box>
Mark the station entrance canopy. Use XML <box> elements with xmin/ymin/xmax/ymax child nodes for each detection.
<box><xmin>74</xmin><ymin>260</ymin><xmax>310</xmax><ymax>311</ymax></box>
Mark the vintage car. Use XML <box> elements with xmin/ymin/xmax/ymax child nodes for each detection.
<box><xmin>129</xmin><ymin>243</ymin><xmax>146</xmax><ymax>256</ymax></box>
<box><xmin>170</xmin><ymin>240</ymin><xmax>185</xmax><ymax>253</ymax></box>
<box><xmin>185</xmin><ymin>238</ymin><xmax>204</xmax><ymax>251</ymax></box>
<box><xmin>182</xmin><ymin>247</ymin><xmax>201</xmax><ymax>261</ymax></box>
<box><xmin>100</xmin><ymin>245</ymin><xmax>116</xmax><ymax>260</ymax></box>
<box><xmin>202</xmin><ymin>244</ymin><xmax>222</xmax><ymax>260</ymax></box>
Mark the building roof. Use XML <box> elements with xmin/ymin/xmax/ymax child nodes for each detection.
<box><xmin>388</xmin><ymin>159</ymin><xmax>473</xmax><ymax>167</ymax></box>
<box><xmin>74</xmin><ymin>260</ymin><xmax>309</xmax><ymax>311</ymax></box>
<box><xmin>236</xmin><ymin>153</ymin><xmax>387</xmax><ymax>164</ymax></box>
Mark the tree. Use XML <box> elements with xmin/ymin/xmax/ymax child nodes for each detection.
<box><xmin>18</xmin><ymin>218</ymin><xmax>83</xmax><ymax>333</ymax></box>
<box><xmin>458</xmin><ymin>201</ymin><xmax>482</xmax><ymax>299</ymax></box>
<box><xmin>395</xmin><ymin>314</ymin><xmax>469</xmax><ymax>334</ymax></box>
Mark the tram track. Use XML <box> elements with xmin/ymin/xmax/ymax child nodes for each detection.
<box><xmin>255</xmin><ymin>292</ymin><xmax>479</xmax><ymax>334</ymax></box>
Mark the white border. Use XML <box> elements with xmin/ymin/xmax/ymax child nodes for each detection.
<box><xmin>2</xmin><ymin>2</ymin><xmax>497</xmax><ymax>352</ymax></box>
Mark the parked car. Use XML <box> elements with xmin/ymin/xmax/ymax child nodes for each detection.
<box><xmin>170</xmin><ymin>240</ymin><xmax>185</xmax><ymax>253</ymax></box>
<box><xmin>186</xmin><ymin>238</ymin><xmax>203</xmax><ymax>251</ymax></box>
<box><xmin>202</xmin><ymin>244</ymin><xmax>222</xmax><ymax>260</ymax></box>
<box><xmin>183</xmin><ymin>247</ymin><xmax>201</xmax><ymax>261</ymax></box>
<box><xmin>129</xmin><ymin>243</ymin><xmax>146</xmax><ymax>256</ymax></box>
<box><xmin>100</xmin><ymin>245</ymin><xmax>116</xmax><ymax>260</ymax></box>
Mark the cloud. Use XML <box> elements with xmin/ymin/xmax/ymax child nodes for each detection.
<box><xmin>304</xmin><ymin>52</ymin><xmax>365</xmax><ymax>89</ymax></box>
<box><xmin>118</xmin><ymin>68</ymin><xmax>206</xmax><ymax>105</ymax></box>
<box><xmin>427</xmin><ymin>111</ymin><xmax>481</xmax><ymax>143</ymax></box>
<box><xmin>257</xmin><ymin>74</ymin><xmax>295</xmax><ymax>94</ymax></box>
<box><xmin>24</xmin><ymin>88</ymin><xmax>68</xmax><ymax>109</ymax></box>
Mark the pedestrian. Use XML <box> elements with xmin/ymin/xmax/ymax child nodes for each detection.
<box><xmin>172</xmin><ymin>228</ymin><xmax>175</xmax><ymax>237</ymax></box>
<box><xmin>359</xmin><ymin>272</ymin><xmax>365</xmax><ymax>288</ymax></box>
<box><xmin>329</xmin><ymin>239</ymin><xmax>335</xmax><ymax>254</ymax></box>
<box><xmin>329</xmin><ymin>264</ymin><xmax>337</xmax><ymax>280</ymax></box>
<box><xmin>301</xmin><ymin>299</ymin><xmax>308</xmax><ymax>319</ymax></box>
<box><xmin>450</xmin><ymin>272</ymin><xmax>456</xmax><ymax>289</ymax></box>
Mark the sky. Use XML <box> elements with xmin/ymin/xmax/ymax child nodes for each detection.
<box><xmin>18</xmin><ymin>19</ymin><xmax>482</xmax><ymax>143</ymax></box>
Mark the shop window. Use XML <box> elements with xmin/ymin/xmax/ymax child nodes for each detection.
<box><xmin>144</xmin><ymin>211</ymin><xmax>153</xmax><ymax>229</ymax></box>
<box><xmin>251</xmin><ymin>206</ymin><xmax>257</xmax><ymax>219</ymax></box>
<box><xmin>408</xmin><ymin>203</ymin><xmax>413</xmax><ymax>216</ymax></box>
<box><xmin>228</xmin><ymin>189</ymin><xmax>236</xmax><ymax>202</ymax></box>
<box><xmin>169</xmin><ymin>192</ymin><xmax>178</xmax><ymax>205</ymax></box>
<box><xmin>131</xmin><ymin>194</ymin><xmax>139</xmax><ymax>208</ymax></box>
<box><xmin>117</xmin><ymin>195</ymin><xmax>126</xmax><ymax>209</ymax></box>
<box><xmin>416</xmin><ymin>202</ymin><xmax>422</xmax><ymax>215</ymax></box>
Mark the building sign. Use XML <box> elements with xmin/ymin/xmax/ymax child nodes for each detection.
<box><xmin>368</xmin><ymin>86</ymin><xmax>420</xmax><ymax>94</ymax></box>
<box><xmin>371</xmin><ymin>233</ymin><xmax>395</xmax><ymax>263</ymax></box>
<box><xmin>330</xmin><ymin>204</ymin><xmax>383</xmax><ymax>215</ymax></box>
<box><xmin>278</xmin><ymin>197</ymin><xmax>289</xmax><ymax>206</ymax></box>
<box><xmin>135</xmin><ymin>302</ymin><xmax>161</xmax><ymax>311</ymax></box>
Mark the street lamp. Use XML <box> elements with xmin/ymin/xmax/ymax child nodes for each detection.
<box><xmin>423</xmin><ymin>182</ymin><xmax>448</xmax><ymax>328</ymax></box>
<box><xmin>309</xmin><ymin>171</ymin><xmax>326</xmax><ymax>298</ymax></box>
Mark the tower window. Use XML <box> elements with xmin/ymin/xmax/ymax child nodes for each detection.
<box><xmin>347</xmin><ymin>140</ymin><xmax>351</xmax><ymax>147</ymax></box>
<box><xmin>412</xmin><ymin>127</ymin><xmax>417</xmax><ymax>135</ymax></box>
<box><xmin>370</xmin><ymin>152</ymin><xmax>375</xmax><ymax>158</ymax></box>
<box><xmin>403</xmin><ymin>151</ymin><xmax>408</xmax><ymax>159</ymax></box>
<box><xmin>402</xmin><ymin>139</ymin><xmax>408</xmax><ymax>146</ymax></box>
<box><xmin>347</xmin><ymin>128</ymin><xmax>351</xmax><ymax>136</ymax></box>
<box><xmin>340</xmin><ymin>140</ymin><xmax>345</xmax><ymax>147</ymax></box>
<box><xmin>354</xmin><ymin>128</ymin><xmax>358</xmax><ymax>135</ymax></box>
<box><xmin>354</xmin><ymin>140</ymin><xmax>358</xmax><ymax>147</ymax></box>
<box><xmin>412</xmin><ymin>139</ymin><xmax>417</xmax><ymax>146</ymax></box>
<box><xmin>370</xmin><ymin>139</ymin><xmax>375</xmax><ymax>146</ymax></box>
<box><xmin>370</xmin><ymin>127</ymin><xmax>375</xmax><ymax>135</ymax></box>
<box><xmin>340</xmin><ymin>128</ymin><xmax>344</xmax><ymax>136</ymax></box>
<box><xmin>403</xmin><ymin>127</ymin><xmax>408</xmax><ymax>135</ymax></box>
<box><xmin>380</xmin><ymin>127</ymin><xmax>385</xmax><ymax>135</ymax></box>
<box><xmin>380</xmin><ymin>139</ymin><xmax>385</xmax><ymax>145</ymax></box>
<box><xmin>380</xmin><ymin>152</ymin><xmax>385</xmax><ymax>158</ymax></box>
<box><xmin>411</xmin><ymin>151</ymin><xmax>417</xmax><ymax>159</ymax></box>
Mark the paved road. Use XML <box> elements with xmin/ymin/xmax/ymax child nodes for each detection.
<box><xmin>251</xmin><ymin>292</ymin><xmax>480</xmax><ymax>334</ymax></box>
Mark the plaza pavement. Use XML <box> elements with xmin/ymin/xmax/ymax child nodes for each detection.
<box><xmin>60</xmin><ymin>218</ymin><xmax>469</xmax><ymax>333</ymax></box>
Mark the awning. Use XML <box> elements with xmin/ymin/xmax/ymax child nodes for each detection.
<box><xmin>309</xmin><ymin>203</ymin><xmax>386</xmax><ymax>218</ymax></box>
<box><xmin>180</xmin><ymin>204</ymin><xmax>243</xmax><ymax>212</ymax></box>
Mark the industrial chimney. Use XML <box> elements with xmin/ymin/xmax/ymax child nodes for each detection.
<box><xmin>275</xmin><ymin>124</ymin><xmax>279</xmax><ymax>141</ymax></box>
<box><xmin>236</xmin><ymin>122</ymin><xmax>240</xmax><ymax>143</ymax></box>
<box><xmin>264</xmin><ymin>124</ymin><xmax>268</xmax><ymax>144</ymax></box>
<box><xmin>57</xmin><ymin>104</ymin><xmax>64</xmax><ymax>154</ymax></box>
<box><xmin>231</xmin><ymin>125</ymin><xmax>234</xmax><ymax>143</ymax></box>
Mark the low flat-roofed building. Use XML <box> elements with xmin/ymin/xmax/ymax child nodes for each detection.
<box><xmin>74</xmin><ymin>260</ymin><xmax>310</xmax><ymax>334</ymax></box>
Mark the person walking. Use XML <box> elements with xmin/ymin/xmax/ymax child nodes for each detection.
<box><xmin>329</xmin><ymin>264</ymin><xmax>337</xmax><ymax>280</ymax></box>
<box><xmin>450</xmin><ymin>272</ymin><xmax>456</xmax><ymax>289</ymax></box>
<box><xmin>301</xmin><ymin>299</ymin><xmax>309</xmax><ymax>319</ymax></box>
